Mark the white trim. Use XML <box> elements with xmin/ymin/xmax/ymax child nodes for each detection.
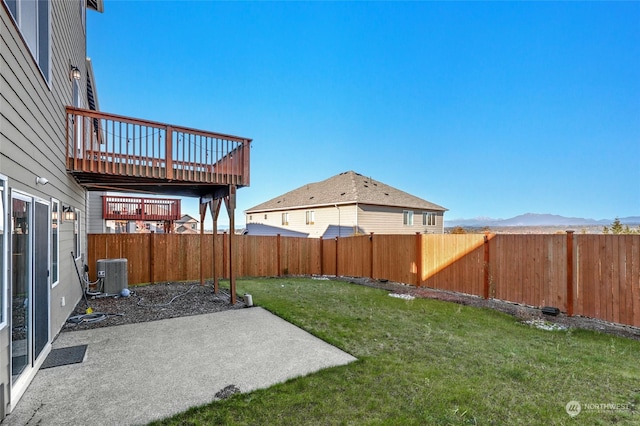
<box><xmin>7</xmin><ymin>191</ymin><xmax>52</xmax><ymax>413</ymax></box>
<box><xmin>51</xmin><ymin>198</ymin><xmax>60</xmax><ymax>287</ymax></box>
<box><xmin>0</xmin><ymin>174</ymin><xmax>7</xmax><ymax>330</ymax></box>
<box><xmin>74</xmin><ymin>208</ymin><xmax>81</xmax><ymax>260</ymax></box>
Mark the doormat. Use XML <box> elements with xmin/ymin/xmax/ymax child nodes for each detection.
<box><xmin>41</xmin><ymin>345</ymin><xmax>88</xmax><ymax>369</ymax></box>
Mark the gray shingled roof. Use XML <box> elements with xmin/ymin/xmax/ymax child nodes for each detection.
<box><xmin>246</xmin><ymin>171</ymin><xmax>447</xmax><ymax>213</ymax></box>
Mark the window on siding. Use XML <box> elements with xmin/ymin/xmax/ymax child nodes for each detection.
<box><xmin>264</xmin><ymin>214</ymin><xmax>267</xmax><ymax>220</ymax></box>
<box><xmin>4</xmin><ymin>0</ymin><xmax>51</xmax><ymax>84</ymax></box>
<box><xmin>281</xmin><ymin>212</ymin><xmax>289</xmax><ymax>226</ymax></box>
<box><xmin>51</xmin><ymin>198</ymin><xmax>59</xmax><ymax>287</ymax></box>
<box><xmin>403</xmin><ymin>210</ymin><xmax>413</xmax><ymax>226</ymax></box>
<box><xmin>305</xmin><ymin>210</ymin><xmax>315</xmax><ymax>225</ymax></box>
<box><xmin>423</xmin><ymin>212</ymin><xmax>436</xmax><ymax>226</ymax></box>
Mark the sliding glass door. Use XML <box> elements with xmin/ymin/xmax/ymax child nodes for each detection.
<box><xmin>11</xmin><ymin>194</ymin><xmax>30</xmax><ymax>382</ymax></box>
<box><xmin>10</xmin><ymin>193</ymin><xmax>50</xmax><ymax>390</ymax></box>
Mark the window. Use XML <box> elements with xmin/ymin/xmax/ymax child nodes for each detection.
<box><xmin>4</xmin><ymin>0</ymin><xmax>51</xmax><ymax>83</ymax></box>
<box><xmin>281</xmin><ymin>212</ymin><xmax>289</xmax><ymax>226</ymax></box>
<box><xmin>74</xmin><ymin>208</ymin><xmax>80</xmax><ymax>259</ymax></box>
<box><xmin>51</xmin><ymin>198</ymin><xmax>59</xmax><ymax>286</ymax></box>
<box><xmin>264</xmin><ymin>214</ymin><xmax>267</xmax><ymax>220</ymax></box>
<box><xmin>423</xmin><ymin>212</ymin><xmax>436</xmax><ymax>226</ymax></box>
<box><xmin>306</xmin><ymin>210</ymin><xmax>315</xmax><ymax>225</ymax></box>
<box><xmin>403</xmin><ymin>210</ymin><xmax>413</xmax><ymax>226</ymax></box>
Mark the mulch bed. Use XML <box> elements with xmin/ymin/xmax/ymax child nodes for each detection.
<box><xmin>62</xmin><ymin>282</ymin><xmax>246</xmax><ymax>332</ymax></box>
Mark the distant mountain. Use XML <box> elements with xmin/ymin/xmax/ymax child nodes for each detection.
<box><xmin>446</xmin><ymin>213</ymin><xmax>640</xmax><ymax>227</ymax></box>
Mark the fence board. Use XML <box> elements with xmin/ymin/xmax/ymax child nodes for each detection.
<box><xmin>322</xmin><ymin>239</ymin><xmax>337</xmax><ymax>275</ymax></box>
<box><xmin>87</xmin><ymin>233</ymin><xmax>640</xmax><ymax>328</ymax></box>
<box><xmin>421</xmin><ymin>234</ymin><xmax>485</xmax><ymax>295</ymax></box>
<box><xmin>373</xmin><ymin>234</ymin><xmax>416</xmax><ymax>285</ymax></box>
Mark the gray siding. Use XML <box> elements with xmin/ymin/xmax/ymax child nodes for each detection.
<box><xmin>87</xmin><ymin>191</ymin><xmax>104</xmax><ymax>233</ymax></box>
<box><xmin>1</xmin><ymin>0</ymin><xmax>91</xmax><ymax>413</ymax></box>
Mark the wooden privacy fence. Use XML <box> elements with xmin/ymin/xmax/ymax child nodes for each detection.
<box><xmin>87</xmin><ymin>233</ymin><xmax>640</xmax><ymax>328</ymax></box>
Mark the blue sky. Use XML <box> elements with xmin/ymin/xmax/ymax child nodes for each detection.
<box><xmin>88</xmin><ymin>1</ymin><xmax>639</xmax><ymax>226</ymax></box>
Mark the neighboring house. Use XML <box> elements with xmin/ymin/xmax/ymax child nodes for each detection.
<box><xmin>0</xmin><ymin>0</ymin><xmax>251</xmax><ymax>417</ymax></box>
<box><xmin>87</xmin><ymin>192</ymin><xmax>181</xmax><ymax>234</ymax></box>
<box><xmin>174</xmin><ymin>214</ymin><xmax>199</xmax><ymax>234</ymax></box>
<box><xmin>245</xmin><ymin>171</ymin><xmax>448</xmax><ymax>238</ymax></box>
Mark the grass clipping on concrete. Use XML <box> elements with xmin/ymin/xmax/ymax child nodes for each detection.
<box><xmin>151</xmin><ymin>278</ymin><xmax>640</xmax><ymax>425</ymax></box>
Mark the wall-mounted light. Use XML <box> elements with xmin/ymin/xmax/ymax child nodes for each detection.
<box><xmin>70</xmin><ymin>65</ymin><xmax>81</xmax><ymax>81</ymax></box>
<box><xmin>36</xmin><ymin>176</ymin><xmax>49</xmax><ymax>185</ymax></box>
<box><xmin>62</xmin><ymin>206</ymin><xmax>75</xmax><ymax>222</ymax></box>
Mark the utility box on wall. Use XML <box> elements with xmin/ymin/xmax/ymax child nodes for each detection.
<box><xmin>97</xmin><ymin>258</ymin><xmax>128</xmax><ymax>294</ymax></box>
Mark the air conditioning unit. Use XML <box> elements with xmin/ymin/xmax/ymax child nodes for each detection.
<box><xmin>96</xmin><ymin>258</ymin><xmax>128</xmax><ymax>294</ymax></box>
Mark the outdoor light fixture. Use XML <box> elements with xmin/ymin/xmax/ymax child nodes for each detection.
<box><xmin>70</xmin><ymin>65</ymin><xmax>81</xmax><ymax>81</ymax></box>
<box><xmin>35</xmin><ymin>176</ymin><xmax>49</xmax><ymax>185</ymax></box>
<box><xmin>62</xmin><ymin>206</ymin><xmax>75</xmax><ymax>222</ymax></box>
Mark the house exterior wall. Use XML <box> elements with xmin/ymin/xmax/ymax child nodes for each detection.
<box><xmin>246</xmin><ymin>203</ymin><xmax>444</xmax><ymax>238</ymax></box>
<box><xmin>87</xmin><ymin>191</ymin><xmax>105</xmax><ymax>233</ymax></box>
<box><xmin>246</xmin><ymin>205</ymin><xmax>358</xmax><ymax>239</ymax></box>
<box><xmin>1</xmin><ymin>0</ymin><xmax>90</xmax><ymax>413</ymax></box>
<box><xmin>357</xmin><ymin>204</ymin><xmax>445</xmax><ymax>235</ymax></box>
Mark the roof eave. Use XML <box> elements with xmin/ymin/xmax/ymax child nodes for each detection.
<box><xmin>87</xmin><ymin>0</ymin><xmax>104</xmax><ymax>13</ymax></box>
<box><xmin>245</xmin><ymin>201</ymin><xmax>447</xmax><ymax>214</ymax></box>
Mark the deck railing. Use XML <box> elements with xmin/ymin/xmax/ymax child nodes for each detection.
<box><xmin>102</xmin><ymin>196</ymin><xmax>181</xmax><ymax>221</ymax></box>
<box><xmin>66</xmin><ymin>107</ymin><xmax>251</xmax><ymax>186</ymax></box>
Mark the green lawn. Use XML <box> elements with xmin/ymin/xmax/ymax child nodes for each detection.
<box><xmin>151</xmin><ymin>278</ymin><xmax>640</xmax><ymax>425</ymax></box>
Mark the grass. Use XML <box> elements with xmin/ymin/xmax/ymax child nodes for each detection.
<box><xmin>151</xmin><ymin>278</ymin><xmax>640</xmax><ymax>425</ymax></box>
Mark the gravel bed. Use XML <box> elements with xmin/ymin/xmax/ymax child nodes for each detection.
<box><xmin>62</xmin><ymin>282</ymin><xmax>246</xmax><ymax>332</ymax></box>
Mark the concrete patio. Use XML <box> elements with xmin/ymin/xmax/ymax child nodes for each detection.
<box><xmin>4</xmin><ymin>307</ymin><xmax>357</xmax><ymax>425</ymax></box>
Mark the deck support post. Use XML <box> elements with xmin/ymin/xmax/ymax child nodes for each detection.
<box><xmin>224</xmin><ymin>185</ymin><xmax>237</xmax><ymax>304</ymax></box>
<box><xmin>209</xmin><ymin>198</ymin><xmax>222</xmax><ymax>294</ymax></box>
<box><xmin>199</xmin><ymin>201</ymin><xmax>207</xmax><ymax>286</ymax></box>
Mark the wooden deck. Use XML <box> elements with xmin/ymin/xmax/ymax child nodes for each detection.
<box><xmin>102</xmin><ymin>195</ymin><xmax>181</xmax><ymax>221</ymax></box>
<box><xmin>66</xmin><ymin>107</ymin><xmax>251</xmax><ymax>197</ymax></box>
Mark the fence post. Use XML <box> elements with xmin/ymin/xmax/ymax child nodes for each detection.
<box><xmin>319</xmin><ymin>237</ymin><xmax>324</xmax><ymax>276</ymax></box>
<box><xmin>149</xmin><ymin>231</ymin><xmax>155</xmax><ymax>284</ymax></box>
<box><xmin>223</xmin><ymin>232</ymin><xmax>228</xmax><ymax>279</ymax></box>
<box><xmin>335</xmin><ymin>236</ymin><xmax>339</xmax><ymax>277</ymax></box>
<box><xmin>566</xmin><ymin>230</ymin><xmax>575</xmax><ymax>316</ymax></box>
<box><xmin>415</xmin><ymin>232</ymin><xmax>422</xmax><ymax>286</ymax></box>
<box><xmin>483</xmin><ymin>234</ymin><xmax>490</xmax><ymax>299</ymax></box>
<box><xmin>277</xmin><ymin>234</ymin><xmax>281</xmax><ymax>277</ymax></box>
<box><xmin>369</xmin><ymin>233</ymin><xmax>374</xmax><ymax>280</ymax></box>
